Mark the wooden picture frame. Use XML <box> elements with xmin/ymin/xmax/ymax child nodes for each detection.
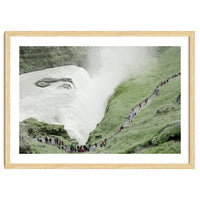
<box><xmin>5</xmin><ymin>31</ymin><xmax>195</xmax><ymax>169</ymax></box>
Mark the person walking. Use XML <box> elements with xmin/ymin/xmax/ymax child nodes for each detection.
<box><xmin>104</xmin><ymin>139</ymin><xmax>107</xmax><ymax>146</ymax></box>
<box><xmin>118</xmin><ymin>126</ymin><xmax>124</xmax><ymax>132</ymax></box>
<box><xmin>139</xmin><ymin>102</ymin><xmax>141</xmax><ymax>108</ymax></box>
<box><xmin>129</xmin><ymin>114</ymin><xmax>132</xmax><ymax>122</ymax></box>
<box><xmin>45</xmin><ymin>136</ymin><xmax>48</xmax><ymax>144</ymax></box>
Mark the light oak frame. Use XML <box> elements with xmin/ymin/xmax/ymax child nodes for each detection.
<box><xmin>5</xmin><ymin>31</ymin><xmax>195</xmax><ymax>169</ymax></box>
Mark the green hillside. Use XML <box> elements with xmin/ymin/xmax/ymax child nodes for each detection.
<box><xmin>19</xmin><ymin>46</ymin><xmax>88</xmax><ymax>74</ymax></box>
<box><xmin>86</xmin><ymin>47</ymin><xmax>181</xmax><ymax>154</ymax></box>
<box><xmin>19</xmin><ymin>118</ymin><xmax>78</xmax><ymax>154</ymax></box>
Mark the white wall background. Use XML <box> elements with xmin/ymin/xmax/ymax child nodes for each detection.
<box><xmin>0</xmin><ymin>0</ymin><xmax>199</xmax><ymax>200</ymax></box>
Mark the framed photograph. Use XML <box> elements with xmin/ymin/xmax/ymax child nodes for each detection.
<box><xmin>5</xmin><ymin>31</ymin><xmax>195</xmax><ymax>169</ymax></box>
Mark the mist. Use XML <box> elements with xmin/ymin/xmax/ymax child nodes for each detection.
<box><xmin>86</xmin><ymin>46</ymin><xmax>154</xmax><ymax>81</ymax></box>
<box><xmin>20</xmin><ymin>47</ymin><xmax>155</xmax><ymax>144</ymax></box>
<box><xmin>74</xmin><ymin>47</ymin><xmax>155</xmax><ymax>143</ymax></box>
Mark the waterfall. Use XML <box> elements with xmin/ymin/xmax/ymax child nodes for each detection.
<box><xmin>20</xmin><ymin>47</ymin><xmax>153</xmax><ymax>144</ymax></box>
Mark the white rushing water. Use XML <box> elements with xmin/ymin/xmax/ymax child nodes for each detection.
<box><xmin>20</xmin><ymin>65</ymin><xmax>125</xmax><ymax>144</ymax></box>
<box><xmin>20</xmin><ymin>47</ymin><xmax>154</xmax><ymax>144</ymax></box>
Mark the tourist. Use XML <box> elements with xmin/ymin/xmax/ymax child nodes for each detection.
<box><xmin>129</xmin><ymin>114</ymin><xmax>132</xmax><ymax>122</ymax></box>
<box><xmin>45</xmin><ymin>136</ymin><xmax>48</xmax><ymax>144</ymax></box>
<box><xmin>118</xmin><ymin>126</ymin><xmax>124</xmax><ymax>132</ymax></box>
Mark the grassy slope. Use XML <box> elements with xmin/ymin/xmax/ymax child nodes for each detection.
<box><xmin>86</xmin><ymin>47</ymin><xmax>181</xmax><ymax>154</ymax></box>
<box><xmin>28</xmin><ymin>141</ymin><xmax>66</xmax><ymax>154</ymax></box>
<box><xmin>20</xmin><ymin>47</ymin><xmax>88</xmax><ymax>74</ymax></box>
<box><xmin>20</xmin><ymin>118</ymin><xmax>78</xmax><ymax>154</ymax></box>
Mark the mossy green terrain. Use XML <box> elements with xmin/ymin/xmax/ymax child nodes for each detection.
<box><xmin>86</xmin><ymin>47</ymin><xmax>181</xmax><ymax>154</ymax></box>
<box><xmin>20</xmin><ymin>46</ymin><xmax>88</xmax><ymax>74</ymax></box>
<box><xmin>19</xmin><ymin>118</ymin><xmax>78</xmax><ymax>154</ymax></box>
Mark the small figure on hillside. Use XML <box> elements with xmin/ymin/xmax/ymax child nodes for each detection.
<box><xmin>61</xmin><ymin>141</ymin><xmax>63</xmax><ymax>145</ymax></box>
<box><xmin>49</xmin><ymin>138</ymin><xmax>52</xmax><ymax>144</ymax></box>
<box><xmin>164</xmin><ymin>81</ymin><xmax>166</xmax><ymax>84</ymax></box>
<box><xmin>161</xmin><ymin>82</ymin><xmax>164</xmax><ymax>86</ymax></box>
<box><xmin>155</xmin><ymin>89</ymin><xmax>159</xmax><ymax>96</ymax></box>
<box><xmin>118</xmin><ymin>126</ymin><xmax>124</xmax><ymax>132</ymax></box>
<box><xmin>145</xmin><ymin>98</ymin><xmax>148</xmax><ymax>104</ymax></box>
<box><xmin>104</xmin><ymin>139</ymin><xmax>107</xmax><ymax>146</ymax></box>
<box><xmin>132</xmin><ymin>108</ymin><xmax>134</xmax><ymax>112</ymax></box>
<box><xmin>102</xmin><ymin>140</ymin><xmax>105</xmax><ymax>146</ymax></box>
<box><xmin>129</xmin><ymin>114</ymin><xmax>132</xmax><ymax>122</ymax></box>
<box><xmin>178</xmin><ymin>72</ymin><xmax>181</xmax><ymax>75</ymax></box>
<box><xmin>70</xmin><ymin>144</ymin><xmax>74</xmax><ymax>152</ymax></box>
<box><xmin>87</xmin><ymin>146</ymin><xmax>90</xmax><ymax>151</ymax></box>
<box><xmin>176</xmin><ymin>94</ymin><xmax>181</xmax><ymax>103</ymax></box>
<box><xmin>45</xmin><ymin>136</ymin><xmax>48</xmax><ymax>144</ymax></box>
<box><xmin>95</xmin><ymin>143</ymin><xmax>98</xmax><ymax>148</ymax></box>
<box><xmin>139</xmin><ymin>102</ymin><xmax>142</xmax><ymax>108</ymax></box>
